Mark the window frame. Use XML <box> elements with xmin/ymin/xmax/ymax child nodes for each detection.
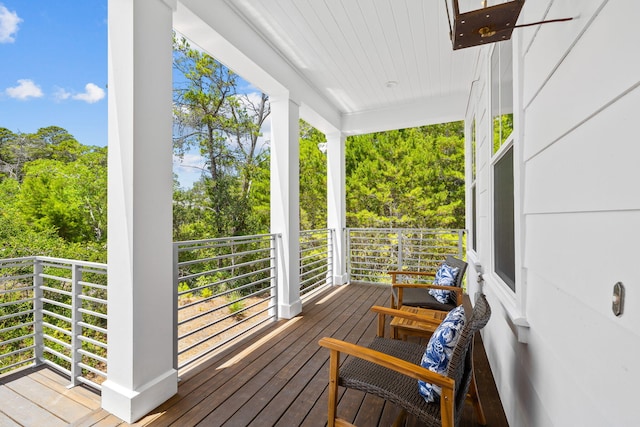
<box><xmin>491</xmin><ymin>137</ymin><xmax>515</xmax><ymax>291</ymax></box>
<box><xmin>488</xmin><ymin>39</ymin><xmax>517</xmax><ymax>295</ymax></box>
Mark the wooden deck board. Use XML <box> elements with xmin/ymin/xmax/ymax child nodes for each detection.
<box><xmin>4</xmin><ymin>375</ymin><xmax>91</xmax><ymax>423</ymax></box>
<box><xmin>0</xmin><ymin>382</ymin><xmax>68</xmax><ymax>427</ymax></box>
<box><xmin>173</xmin><ymin>284</ymin><xmax>382</xmax><ymax>426</ymax></box>
<box><xmin>0</xmin><ymin>365</ymin><xmax>101</xmax><ymax>427</ymax></box>
<box><xmin>237</xmin><ymin>285</ymin><xmax>390</xmax><ymax>426</ymax></box>
<box><xmin>0</xmin><ymin>283</ymin><xmax>508</xmax><ymax>427</ymax></box>
<box><xmin>30</xmin><ymin>369</ymin><xmax>102</xmax><ymax>410</ymax></box>
<box><xmin>91</xmin><ymin>414</ymin><xmax>126</xmax><ymax>427</ymax></box>
<box><xmin>71</xmin><ymin>410</ymin><xmax>114</xmax><ymax>427</ymax></box>
<box><xmin>143</xmin><ymin>286</ymin><xmax>371</xmax><ymax>427</ymax></box>
<box><xmin>151</xmin><ymin>284</ymin><xmax>370</xmax><ymax>426</ymax></box>
<box><xmin>0</xmin><ymin>411</ymin><xmax>21</xmax><ymax>427</ymax></box>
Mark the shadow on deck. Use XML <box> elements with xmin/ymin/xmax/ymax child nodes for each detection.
<box><xmin>1</xmin><ymin>283</ymin><xmax>508</xmax><ymax>426</ymax></box>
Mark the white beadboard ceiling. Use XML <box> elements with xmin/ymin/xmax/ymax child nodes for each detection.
<box><xmin>176</xmin><ymin>0</ymin><xmax>480</xmax><ymax>134</ymax></box>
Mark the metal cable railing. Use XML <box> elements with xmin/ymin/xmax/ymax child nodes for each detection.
<box><xmin>0</xmin><ymin>256</ymin><xmax>108</xmax><ymax>389</ymax></box>
<box><xmin>173</xmin><ymin>234</ymin><xmax>278</xmax><ymax>372</ymax></box>
<box><xmin>299</xmin><ymin>229</ymin><xmax>334</xmax><ymax>300</ymax></box>
<box><xmin>346</xmin><ymin>228</ymin><xmax>466</xmax><ymax>283</ymax></box>
<box><xmin>1</xmin><ymin>228</ymin><xmax>464</xmax><ymax>383</ymax></box>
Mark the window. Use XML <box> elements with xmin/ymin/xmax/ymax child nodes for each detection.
<box><xmin>492</xmin><ymin>40</ymin><xmax>513</xmax><ymax>153</ymax></box>
<box><xmin>493</xmin><ymin>146</ymin><xmax>515</xmax><ymax>291</ymax></box>
<box><xmin>491</xmin><ymin>40</ymin><xmax>515</xmax><ymax>292</ymax></box>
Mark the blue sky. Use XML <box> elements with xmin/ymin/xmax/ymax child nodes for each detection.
<box><xmin>0</xmin><ymin>1</ymin><xmax>268</xmax><ymax>188</ymax></box>
<box><xmin>0</xmin><ymin>1</ymin><xmax>108</xmax><ymax>147</ymax></box>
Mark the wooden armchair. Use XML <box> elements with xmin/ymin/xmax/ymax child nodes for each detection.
<box><xmin>318</xmin><ymin>293</ymin><xmax>490</xmax><ymax>427</ymax></box>
<box><xmin>390</xmin><ymin>255</ymin><xmax>468</xmax><ymax>311</ymax></box>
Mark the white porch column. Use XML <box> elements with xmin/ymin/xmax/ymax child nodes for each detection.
<box><xmin>326</xmin><ymin>131</ymin><xmax>348</xmax><ymax>285</ymax></box>
<box><xmin>102</xmin><ymin>0</ymin><xmax>177</xmax><ymax>423</ymax></box>
<box><xmin>270</xmin><ymin>96</ymin><xmax>302</xmax><ymax>318</ymax></box>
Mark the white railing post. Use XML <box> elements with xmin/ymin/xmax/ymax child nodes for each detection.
<box><xmin>458</xmin><ymin>230</ymin><xmax>465</xmax><ymax>259</ymax></box>
<box><xmin>328</xmin><ymin>229</ymin><xmax>335</xmax><ymax>285</ymax></box>
<box><xmin>270</xmin><ymin>234</ymin><xmax>281</xmax><ymax>318</ymax></box>
<box><xmin>345</xmin><ymin>228</ymin><xmax>351</xmax><ymax>279</ymax></box>
<box><xmin>69</xmin><ymin>263</ymin><xmax>82</xmax><ymax>387</ymax></box>
<box><xmin>397</xmin><ymin>230</ymin><xmax>404</xmax><ymax>270</ymax></box>
<box><xmin>173</xmin><ymin>243</ymin><xmax>179</xmax><ymax>372</ymax></box>
<box><xmin>299</xmin><ymin>231</ymin><xmax>306</xmax><ymax>295</ymax></box>
<box><xmin>33</xmin><ymin>257</ymin><xmax>43</xmax><ymax>366</ymax></box>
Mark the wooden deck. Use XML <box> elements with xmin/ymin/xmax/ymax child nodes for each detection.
<box><xmin>1</xmin><ymin>283</ymin><xmax>508</xmax><ymax>426</ymax></box>
<box><xmin>0</xmin><ymin>365</ymin><xmax>101</xmax><ymax>426</ymax></box>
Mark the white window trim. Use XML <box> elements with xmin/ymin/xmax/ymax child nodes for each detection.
<box><xmin>486</xmin><ymin>42</ymin><xmax>529</xmax><ymax>343</ymax></box>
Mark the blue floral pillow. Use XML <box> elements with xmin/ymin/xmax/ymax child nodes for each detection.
<box><xmin>418</xmin><ymin>305</ymin><xmax>466</xmax><ymax>402</ymax></box>
<box><xmin>428</xmin><ymin>263</ymin><xmax>460</xmax><ymax>304</ymax></box>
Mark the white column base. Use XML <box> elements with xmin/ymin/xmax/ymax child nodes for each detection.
<box><xmin>101</xmin><ymin>369</ymin><xmax>178</xmax><ymax>423</ymax></box>
<box><xmin>333</xmin><ymin>273</ymin><xmax>349</xmax><ymax>285</ymax></box>
<box><xmin>278</xmin><ymin>299</ymin><xmax>302</xmax><ymax>319</ymax></box>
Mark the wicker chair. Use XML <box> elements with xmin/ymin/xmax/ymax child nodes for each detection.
<box><xmin>389</xmin><ymin>255</ymin><xmax>468</xmax><ymax>311</ymax></box>
<box><xmin>319</xmin><ymin>293</ymin><xmax>491</xmax><ymax>427</ymax></box>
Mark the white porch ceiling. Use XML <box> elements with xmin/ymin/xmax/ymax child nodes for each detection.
<box><xmin>175</xmin><ymin>0</ymin><xmax>479</xmax><ymax>135</ymax></box>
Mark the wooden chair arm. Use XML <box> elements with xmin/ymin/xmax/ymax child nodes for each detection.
<box><xmin>318</xmin><ymin>337</ymin><xmax>454</xmax><ymax>389</ymax></box>
<box><xmin>319</xmin><ymin>337</ymin><xmax>456</xmax><ymax>427</ymax></box>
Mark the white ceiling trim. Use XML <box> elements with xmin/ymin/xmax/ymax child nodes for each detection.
<box><xmin>342</xmin><ymin>91</ymin><xmax>469</xmax><ymax>135</ymax></box>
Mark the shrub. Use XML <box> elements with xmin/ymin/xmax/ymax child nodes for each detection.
<box><xmin>178</xmin><ymin>282</ymin><xmax>193</xmax><ymax>300</ymax></box>
<box><xmin>200</xmin><ymin>286</ymin><xmax>213</xmax><ymax>299</ymax></box>
<box><xmin>227</xmin><ymin>291</ymin><xmax>245</xmax><ymax>318</ymax></box>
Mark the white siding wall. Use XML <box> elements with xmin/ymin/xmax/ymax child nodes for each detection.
<box><xmin>467</xmin><ymin>1</ymin><xmax>640</xmax><ymax>426</ymax></box>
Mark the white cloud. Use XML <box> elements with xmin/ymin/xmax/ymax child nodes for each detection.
<box><xmin>0</xmin><ymin>4</ymin><xmax>21</xmax><ymax>43</ymax></box>
<box><xmin>72</xmin><ymin>83</ymin><xmax>105</xmax><ymax>103</ymax></box>
<box><xmin>5</xmin><ymin>79</ymin><xmax>43</xmax><ymax>100</ymax></box>
<box><xmin>53</xmin><ymin>87</ymin><xmax>71</xmax><ymax>101</ymax></box>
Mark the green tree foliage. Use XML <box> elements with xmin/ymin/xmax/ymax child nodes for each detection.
<box><xmin>1</xmin><ymin>113</ymin><xmax>464</xmax><ymax>269</ymax></box>
<box><xmin>0</xmin><ymin>126</ymin><xmax>86</xmax><ymax>181</ymax></box>
<box><xmin>246</xmin><ymin>150</ymin><xmax>270</xmax><ymax>234</ymax></box>
<box><xmin>173</xmin><ymin>180</ymin><xmax>218</xmax><ymax>241</ymax></box>
<box><xmin>17</xmin><ymin>148</ymin><xmax>107</xmax><ymax>242</ymax></box>
<box><xmin>238</xmin><ymin>119</ymin><xmax>331</xmax><ymax>233</ymax></box>
<box><xmin>228</xmin><ymin>120</ymin><xmax>466</xmax><ymax>233</ymax></box>
<box><xmin>492</xmin><ymin>113</ymin><xmax>513</xmax><ymax>153</ymax></box>
<box><xmin>172</xmin><ymin>35</ymin><xmax>270</xmax><ymax>238</ymax></box>
<box><xmin>345</xmin><ymin>122</ymin><xmax>465</xmax><ymax>229</ymax></box>
<box><xmin>299</xmin><ymin>121</ymin><xmax>327</xmax><ymax>230</ymax></box>
<box><xmin>0</xmin><ymin>178</ymin><xmax>63</xmax><ymax>257</ymax></box>
<box><xmin>0</xmin><ymin>127</ymin><xmax>106</xmax><ymax>261</ymax></box>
